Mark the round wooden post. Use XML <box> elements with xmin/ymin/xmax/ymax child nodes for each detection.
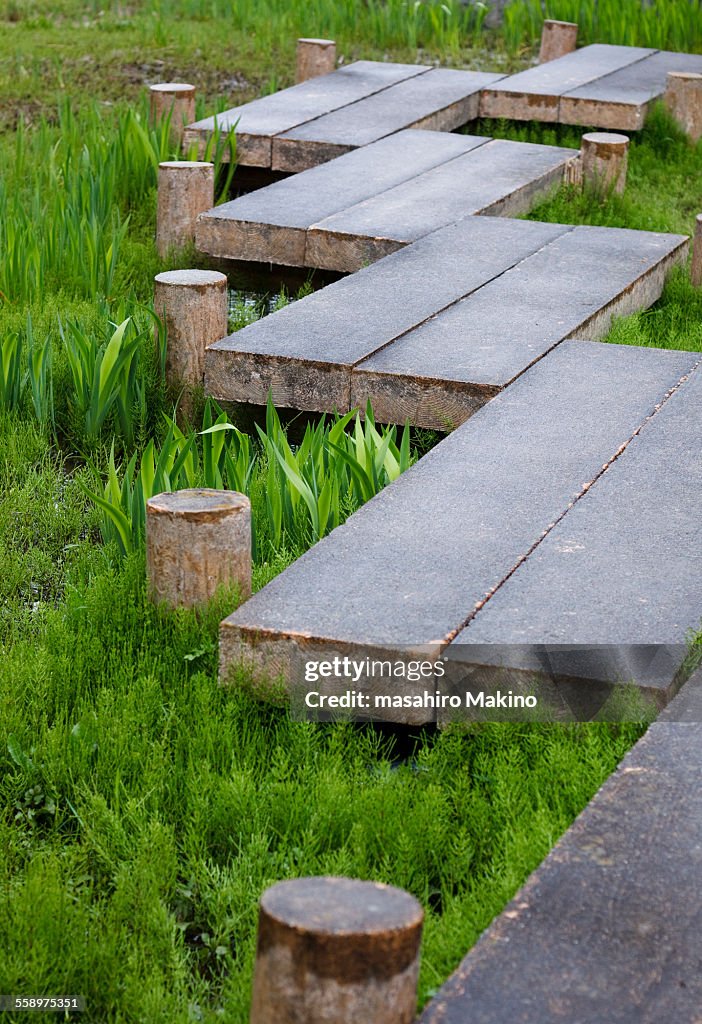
<box><xmin>296</xmin><ymin>38</ymin><xmax>336</xmax><ymax>83</ymax></box>
<box><xmin>156</xmin><ymin>161</ymin><xmax>214</xmax><ymax>257</ymax></box>
<box><xmin>664</xmin><ymin>71</ymin><xmax>702</xmax><ymax>142</ymax></box>
<box><xmin>692</xmin><ymin>214</ymin><xmax>702</xmax><ymax>288</ymax></box>
<box><xmin>250</xmin><ymin>877</ymin><xmax>423</xmax><ymax>1024</ymax></box>
<box><xmin>146</xmin><ymin>489</ymin><xmax>251</xmax><ymax>608</ymax></box>
<box><xmin>149</xmin><ymin>83</ymin><xmax>196</xmax><ymax>144</ymax></box>
<box><xmin>153</xmin><ymin>269</ymin><xmax>228</xmax><ymax>394</ymax></box>
<box><xmin>581</xmin><ymin>132</ymin><xmax>629</xmax><ymax>195</ymax></box>
<box><xmin>539</xmin><ymin>19</ymin><xmax>578</xmax><ymax>64</ymax></box>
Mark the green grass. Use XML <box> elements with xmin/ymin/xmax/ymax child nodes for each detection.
<box><xmin>0</xmin><ymin>414</ymin><xmax>645</xmax><ymax>1021</ymax></box>
<box><xmin>84</xmin><ymin>396</ymin><xmax>417</xmax><ymax>564</ymax></box>
<box><xmin>0</xmin><ymin>0</ymin><xmax>699</xmax><ymax>141</ymax></box>
<box><xmin>0</xmin><ymin>0</ymin><xmax>521</xmax><ymax>136</ymax></box>
<box><xmin>503</xmin><ymin>0</ymin><xmax>702</xmax><ymax>54</ymax></box>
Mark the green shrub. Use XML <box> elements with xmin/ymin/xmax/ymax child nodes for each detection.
<box><xmin>0</xmin><ymin>100</ymin><xmax>236</xmax><ymax>307</ymax></box>
<box><xmin>83</xmin><ymin>397</ymin><xmax>414</xmax><ymax>562</ymax></box>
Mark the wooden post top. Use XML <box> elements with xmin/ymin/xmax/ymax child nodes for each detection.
<box><xmin>667</xmin><ymin>70</ymin><xmax>702</xmax><ymax>81</ymax></box>
<box><xmin>147</xmin><ymin>489</ymin><xmax>249</xmax><ymax>520</ymax></box>
<box><xmin>542</xmin><ymin>18</ymin><xmax>578</xmax><ymax>28</ymax></box>
<box><xmin>261</xmin><ymin>876</ymin><xmax>423</xmax><ymax>935</ymax></box>
<box><xmin>159</xmin><ymin>160</ymin><xmax>213</xmax><ymax>169</ymax></box>
<box><xmin>582</xmin><ymin>131</ymin><xmax>630</xmax><ymax>147</ymax></box>
<box><xmin>154</xmin><ymin>269</ymin><xmax>227</xmax><ymax>289</ymax></box>
<box><xmin>297</xmin><ymin>37</ymin><xmax>335</xmax><ymax>46</ymax></box>
<box><xmin>258</xmin><ymin>877</ymin><xmax>423</xmax><ymax>980</ymax></box>
<box><xmin>150</xmin><ymin>82</ymin><xmax>195</xmax><ymax>93</ymax></box>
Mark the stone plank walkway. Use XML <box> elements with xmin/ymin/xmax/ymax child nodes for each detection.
<box><xmin>196</xmin><ymin>130</ymin><xmax>578</xmax><ymax>272</ymax></box>
<box><xmin>205</xmin><ymin>218</ymin><xmax>687</xmax><ymax>428</ymax></box>
<box><xmin>271</xmin><ymin>66</ymin><xmax>501</xmax><ymax>172</ymax></box>
<box><xmin>482</xmin><ymin>44</ymin><xmax>702</xmax><ymax>130</ymax></box>
<box><xmin>455</xmin><ymin>360</ymin><xmax>702</xmax><ymax>650</ymax></box>
<box><xmin>197</xmin><ymin>44</ymin><xmax>702</xmax><ymax>724</ymax></box>
<box><xmin>186</xmin><ymin>46</ymin><xmax>702</xmax><ymax>169</ymax></box>
<box><xmin>196</xmin><ymin>130</ymin><xmax>491</xmax><ymax>267</ymax></box>
<box><xmin>184</xmin><ymin>63</ymin><xmax>499</xmax><ymax>169</ymax></box>
<box><xmin>418</xmin><ymin>668</ymin><xmax>702</xmax><ymax>1023</ymax></box>
<box><xmin>219</xmin><ymin>343</ymin><xmax>701</xmax><ymax>720</ymax></box>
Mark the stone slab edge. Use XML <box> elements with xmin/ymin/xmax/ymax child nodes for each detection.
<box><xmin>345</xmin><ymin>229</ymin><xmax>688</xmax><ymax>429</ymax></box>
<box><xmin>304</xmin><ymin>147</ymin><xmax>578</xmax><ymax>273</ymax></box>
<box><xmin>417</xmin><ymin>665</ymin><xmax>702</xmax><ymax>1024</ymax></box>
<box><xmin>203</xmin><ymin>222</ymin><xmax>574</xmax><ymax>415</ymax></box>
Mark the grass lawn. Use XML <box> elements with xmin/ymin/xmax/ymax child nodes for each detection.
<box><xmin>1</xmin><ymin>1</ymin><xmax>701</xmax><ymax>1020</ymax></box>
<box><xmin>0</xmin><ymin>430</ymin><xmax>643</xmax><ymax>1016</ymax></box>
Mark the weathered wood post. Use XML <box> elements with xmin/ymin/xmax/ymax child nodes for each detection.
<box><xmin>539</xmin><ymin>19</ymin><xmax>578</xmax><ymax>63</ymax></box>
<box><xmin>664</xmin><ymin>71</ymin><xmax>702</xmax><ymax>142</ymax></box>
<box><xmin>250</xmin><ymin>877</ymin><xmax>423</xmax><ymax>1024</ymax></box>
<box><xmin>581</xmin><ymin>132</ymin><xmax>629</xmax><ymax>195</ymax></box>
<box><xmin>146</xmin><ymin>489</ymin><xmax>252</xmax><ymax>607</ymax></box>
<box><xmin>692</xmin><ymin>214</ymin><xmax>702</xmax><ymax>287</ymax></box>
<box><xmin>153</xmin><ymin>269</ymin><xmax>228</xmax><ymax>398</ymax></box>
<box><xmin>149</xmin><ymin>83</ymin><xmax>196</xmax><ymax>144</ymax></box>
<box><xmin>296</xmin><ymin>38</ymin><xmax>336</xmax><ymax>83</ymax></box>
<box><xmin>156</xmin><ymin>161</ymin><xmax>215</xmax><ymax>257</ymax></box>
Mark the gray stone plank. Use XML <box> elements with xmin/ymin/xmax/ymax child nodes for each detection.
<box><xmin>219</xmin><ymin>341</ymin><xmax>695</xmax><ymax>720</ymax></box>
<box><xmin>451</xmin><ymin>357</ymin><xmax>702</xmax><ymax>654</ymax></box>
<box><xmin>561</xmin><ymin>49</ymin><xmax>702</xmax><ymax>129</ymax></box>
<box><xmin>541</xmin><ymin>645</ymin><xmax>689</xmax><ymax>709</ymax></box>
<box><xmin>480</xmin><ymin>43</ymin><xmax>655</xmax><ymax>121</ymax></box>
<box><xmin>270</xmin><ymin>68</ymin><xmax>503</xmax><ymax>172</ymax></box>
<box><xmin>351</xmin><ymin>225</ymin><xmax>688</xmax><ymax>428</ymax></box>
<box><xmin>306</xmin><ymin>139</ymin><xmax>579</xmax><ymax>271</ymax></box>
<box><xmin>659</xmin><ymin>665</ymin><xmax>702</xmax><ymax>721</ymax></box>
<box><xmin>195</xmin><ymin>130</ymin><xmax>490</xmax><ymax>266</ymax></box>
<box><xmin>205</xmin><ymin>217</ymin><xmax>569</xmax><ymax>413</ymax></box>
<box><xmin>418</xmin><ymin>671</ymin><xmax>702</xmax><ymax>1023</ymax></box>
<box><xmin>182</xmin><ymin>60</ymin><xmax>429</xmax><ymax>166</ymax></box>
<box><xmin>441</xmin><ymin>642</ymin><xmax>689</xmax><ymax>721</ymax></box>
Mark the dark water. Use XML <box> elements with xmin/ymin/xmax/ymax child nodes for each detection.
<box><xmin>217</xmin><ymin>163</ymin><xmax>345</xmax><ymax>297</ymax></box>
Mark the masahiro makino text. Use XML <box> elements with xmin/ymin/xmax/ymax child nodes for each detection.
<box><xmin>304</xmin><ymin>690</ymin><xmax>538</xmax><ymax>710</ymax></box>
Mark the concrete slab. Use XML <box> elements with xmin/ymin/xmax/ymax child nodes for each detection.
<box><xmin>306</xmin><ymin>139</ymin><xmax>578</xmax><ymax>272</ymax></box>
<box><xmin>219</xmin><ymin>341</ymin><xmax>696</xmax><ymax>722</ymax></box>
<box><xmin>659</xmin><ymin>664</ymin><xmax>702</xmax><ymax>721</ymax></box>
<box><xmin>561</xmin><ymin>49</ymin><xmax>702</xmax><ymax>129</ymax></box>
<box><xmin>351</xmin><ymin>224</ymin><xmax>687</xmax><ymax>427</ymax></box>
<box><xmin>205</xmin><ymin>217</ymin><xmax>570</xmax><ymax>414</ymax></box>
<box><xmin>195</xmin><ymin>130</ymin><xmax>490</xmax><ymax>267</ymax></box>
<box><xmin>480</xmin><ymin>43</ymin><xmax>655</xmax><ymax>122</ymax></box>
<box><xmin>270</xmin><ymin>68</ymin><xmax>502</xmax><ymax>171</ymax></box>
<box><xmin>418</xmin><ymin>667</ymin><xmax>702</xmax><ymax>1024</ymax></box>
<box><xmin>451</xmin><ymin>358</ymin><xmax>702</xmax><ymax>658</ymax></box>
<box><xmin>442</xmin><ymin>643</ymin><xmax>689</xmax><ymax>722</ymax></box>
<box><xmin>182</xmin><ymin>60</ymin><xmax>428</xmax><ymax>166</ymax></box>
